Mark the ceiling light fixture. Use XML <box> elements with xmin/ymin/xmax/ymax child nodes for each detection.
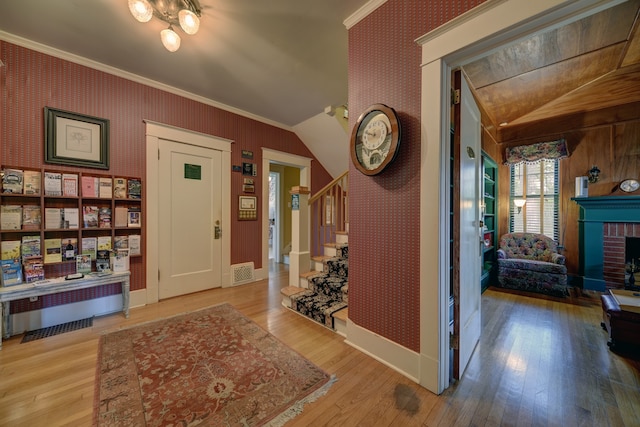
<box><xmin>161</xmin><ymin>26</ymin><xmax>181</xmax><ymax>52</ymax></box>
<box><xmin>128</xmin><ymin>0</ymin><xmax>202</xmax><ymax>52</ymax></box>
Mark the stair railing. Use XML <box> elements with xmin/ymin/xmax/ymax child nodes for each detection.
<box><xmin>308</xmin><ymin>171</ymin><xmax>348</xmax><ymax>257</ymax></box>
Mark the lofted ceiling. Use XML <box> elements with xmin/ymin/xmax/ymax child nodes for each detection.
<box><xmin>0</xmin><ymin>0</ymin><xmax>368</xmax><ymax>128</ymax></box>
<box><xmin>462</xmin><ymin>0</ymin><xmax>640</xmax><ymax>144</ymax></box>
<box><xmin>1</xmin><ymin>0</ymin><xmax>639</xmax><ymax>166</ymax></box>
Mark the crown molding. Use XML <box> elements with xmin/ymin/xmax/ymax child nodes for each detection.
<box><xmin>415</xmin><ymin>0</ymin><xmax>507</xmax><ymax>46</ymax></box>
<box><xmin>344</xmin><ymin>0</ymin><xmax>388</xmax><ymax>29</ymax></box>
<box><xmin>0</xmin><ymin>31</ymin><xmax>293</xmax><ymax>132</ymax></box>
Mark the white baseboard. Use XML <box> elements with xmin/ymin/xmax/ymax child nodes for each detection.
<box><xmin>10</xmin><ymin>294</ymin><xmax>123</xmax><ymax>336</ymax></box>
<box><xmin>334</xmin><ymin>317</ymin><xmax>347</xmax><ymax>337</ymax></box>
<box><xmin>254</xmin><ymin>267</ymin><xmax>268</xmax><ymax>282</ymax></box>
<box><xmin>345</xmin><ymin>319</ymin><xmax>420</xmax><ymax>383</ymax></box>
<box><xmin>130</xmin><ymin>288</ymin><xmax>147</xmax><ymax>309</ymax></box>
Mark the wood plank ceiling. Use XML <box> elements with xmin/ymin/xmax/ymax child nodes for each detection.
<box><xmin>462</xmin><ymin>0</ymin><xmax>640</xmax><ymax>144</ymax></box>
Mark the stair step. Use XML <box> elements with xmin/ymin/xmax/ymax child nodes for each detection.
<box><xmin>335</xmin><ymin>231</ymin><xmax>349</xmax><ymax>244</ymax></box>
<box><xmin>323</xmin><ymin>243</ymin><xmax>339</xmax><ymax>257</ymax></box>
<box><xmin>321</xmin><ymin>243</ymin><xmax>349</xmax><ymax>258</ymax></box>
<box><xmin>332</xmin><ymin>307</ymin><xmax>348</xmax><ymax>321</ymax></box>
<box><xmin>300</xmin><ymin>270</ymin><xmax>322</xmax><ymax>278</ymax></box>
<box><xmin>280</xmin><ymin>286</ymin><xmax>307</xmax><ymax>297</ymax></box>
<box><xmin>280</xmin><ymin>286</ymin><xmax>309</xmax><ymax>308</ymax></box>
<box><xmin>312</xmin><ymin>255</ymin><xmax>331</xmax><ymax>271</ymax></box>
<box><xmin>299</xmin><ymin>270</ymin><xmax>323</xmax><ymax>288</ymax></box>
<box><xmin>332</xmin><ymin>308</ymin><xmax>348</xmax><ymax>337</ymax></box>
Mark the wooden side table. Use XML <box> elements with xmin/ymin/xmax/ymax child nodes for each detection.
<box><xmin>600</xmin><ymin>290</ymin><xmax>640</xmax><ymax>350</ymax></box>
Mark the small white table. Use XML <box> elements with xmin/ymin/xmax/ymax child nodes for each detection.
<box><xmin>0</xmin><ymin>271</ymin><xmax>130</xmax><ymax>349</ymax></box>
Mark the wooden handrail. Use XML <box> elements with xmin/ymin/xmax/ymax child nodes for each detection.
<box><xmin>309</xmin><ymin>170</ymin><xmax>349</xmax><ymax>204</ymax></box>
<box><xmin>308</xmin><ymin>171</ymin><xmax>348</xmax><ymax>257</ymax></box>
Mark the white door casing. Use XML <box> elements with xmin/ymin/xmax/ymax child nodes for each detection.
<box><xmin>158</xmin><ymin>140</ymin><xmax>222</xmax><ymax>299</ymax></box>
<box><xmin>260</xmin><ymin>148</ymin><xmax>311</xmax><ymax>281</ymax></box>
<box><xmin>145</xmin><ymin>121</ymin><xmax>232</xmax><ymax>305</ymax></box>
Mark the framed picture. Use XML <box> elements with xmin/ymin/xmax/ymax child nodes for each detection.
<box><xmin>239</xmin><ymin>196</ymin><xmax>256</xmax><ymax>210</ymax></box>
<box><xmin>238</xmin><ymin>196</ymin><xmax>257</xmax><ymax>220</ymax></box>
<box><xmin>45</xmin><ymin>107</ymin><xmax>110</xmax><ymax>169</ymax></box>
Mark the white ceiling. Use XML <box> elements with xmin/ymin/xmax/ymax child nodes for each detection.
<box><xmin>0</xmin><ymin>0</ymin><xmax>369</xmax><ymax>128</ymax></box>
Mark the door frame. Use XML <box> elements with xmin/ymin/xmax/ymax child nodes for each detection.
<box><xmin>268</xmin><ymin>170</ymin><xmax>281</xmax><ymax>263</ymax></box>
<box><xmin>260</xmin><ymin>148</ymin><xmax>311</xmax><ymax>281</ymax></box>
<box><xmin>145</xmin><ymin>121</ymin><xmax>233</xmax><ymax>304</ymax></box>
<box><xmin>416</xmin><ymin>0</ymin><xmax>625</xmax><ymax>394</ymax></box>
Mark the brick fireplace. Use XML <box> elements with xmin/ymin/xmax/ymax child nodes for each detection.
<box><xmin>572</xmin><ymin>196</ymin><xmax>640</xmax><ymax>291</ymax></box>
<box><xmin>603</xmin><ymin>224</ymin><xmax>640</xmax><ymax>288</ymax></box>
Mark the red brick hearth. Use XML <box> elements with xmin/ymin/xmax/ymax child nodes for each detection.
<box><xmin>603</xmin><ymin>223</ymin><xmax>640</xmax><ymax>288</ymax></box>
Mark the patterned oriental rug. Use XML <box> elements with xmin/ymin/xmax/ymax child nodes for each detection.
<box><xmin>94</xmin><ymin>303</ymin><xmax>335</xmax><ymax>426</ymax></box>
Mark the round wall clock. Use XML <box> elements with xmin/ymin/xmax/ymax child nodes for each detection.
<box><xmin>620</xmin><ymin>178</ymin><xmax>639</xmax><ymax>193</ymax></box>
<box><xmin>350</xmin><ymin>103</ymin><xmax>401</xmax><ymax>175</ymax></box>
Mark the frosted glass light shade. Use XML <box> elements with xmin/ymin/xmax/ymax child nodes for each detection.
<box><xmin>178</xmin><ymin>9</ymin><xmax>200</xmax><ymax>35</ymax></box>
<box><xmin>128</xmin><ymin>0</ymin><xmax>153</xmax><ymax>23</ymax></box>
<box><xmin>161</xmin><ymin>27</ymin><xmax>181</xmax><ymax>52</ymax></box>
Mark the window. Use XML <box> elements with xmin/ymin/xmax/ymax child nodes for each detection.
<box><xmin>510</xmin><ymin>159</ymin><xmax>559</xmax><ymax>240</ymax></box>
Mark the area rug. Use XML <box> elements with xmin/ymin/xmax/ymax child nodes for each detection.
<box><xmin>94</xmin><ymin>303</ymin><xmax>335</xmax><ymax>426</ymax></box>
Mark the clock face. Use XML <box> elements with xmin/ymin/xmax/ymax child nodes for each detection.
<box><xmin>620</xmin><ymin>179</ymin><xmax>640</xmax><ymax>193</ymax></box>
<box><xmin>362</xmin><ymin>114</ymin><xmax>390</xmax><ymax>150</ymax></box>
<box><xmin>351</xmin><ymin>104</ymin><xmax>401</xmax><ymax>175</ymax></box>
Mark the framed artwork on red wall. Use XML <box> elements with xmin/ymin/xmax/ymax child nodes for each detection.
<box><xmin>44</xmin><ymin>107</ymin><xmax>110</xmax><ymax>170</ymax></box>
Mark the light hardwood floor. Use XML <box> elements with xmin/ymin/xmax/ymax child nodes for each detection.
<box><xmin>0</xmin><ymin>263</ymin><xmax>639</xmax><ymax>426</ymax></box>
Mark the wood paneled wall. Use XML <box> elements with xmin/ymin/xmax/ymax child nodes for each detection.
<box><xmin>491</xmin><ymin>120</ymin><xmax>640</xmax><ymax>277</ymax></box>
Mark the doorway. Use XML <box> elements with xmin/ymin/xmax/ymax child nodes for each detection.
<box><xmin>260</xmin><ymin>149</ymin><xmax>311</xmax><ymax>281</ymax></box>
<box><xmin>268</xmin><ymin>171</ymin><xmax>280</xmax><ymax>262</ymax></box>
<box><xmin>417</xmin><ymin>0</ymin><xmax>623</xmax><ymax>394</ymax></box>
<box><xmin>157</xmin><ymin>139</ymin><xmax>222</xmax><ymax>299</ymax></box>
<box><xmin>145</xmin><ymin>121</ymin><xmax>232</xmax><ymax>305</ymax></box>
<box><xmin>268</xmin><ymin>164</ymin><xmax>302</xmax><ymax>265</ymax></box>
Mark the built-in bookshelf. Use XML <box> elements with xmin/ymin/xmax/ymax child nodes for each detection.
<box><xmin>481</xmin><ymin>152</ymin><xmax>498</xmax><ymax>292</ymax></box>
<box><xmin>1</xmin><ymin>166</ymin><xmax>143</xmax><ymax>285</ymax></box>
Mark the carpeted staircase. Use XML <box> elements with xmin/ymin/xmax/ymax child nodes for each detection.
<box><xmin>282</xmin><ymin>237</ymin><xmax>348</xmax><ymax>332</ymax></box>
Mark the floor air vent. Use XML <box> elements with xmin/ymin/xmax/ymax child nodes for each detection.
<box><xmin>232</xmin><ymin>262</ymin><xmax>255</xmax><ymax>286</ymax></box>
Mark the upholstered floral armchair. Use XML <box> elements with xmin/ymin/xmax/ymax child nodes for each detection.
<box><xmin>497</xmin><ymin>232</ymin><xmax>569</xmax><ymax>297</ymax></box>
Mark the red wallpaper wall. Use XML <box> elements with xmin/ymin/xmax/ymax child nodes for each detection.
<box><xmin>1</xmin><ymin>41</ymin><xmax>332</xmax><ymax>310</ymax></box>
<box><xmin>348</xmin><ymin>0</ymin><xmax>487</xmax><ymax>352</ymax></box>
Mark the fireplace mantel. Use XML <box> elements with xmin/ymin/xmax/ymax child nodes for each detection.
<box><xmin>572</xmin><ymin>195</ymin><xmax>640</xmax><ymax>291</ymax></box>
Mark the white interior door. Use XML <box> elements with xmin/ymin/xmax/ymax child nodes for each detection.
<box><xmin>158</xmin><ymin>139</ymin><xmax>222</xmax><ymax>299</ymax></box>
<box><xmin>457</xmin><ymin>74</ymin><xmax>482</xmax><ymax>377</ymax></box>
